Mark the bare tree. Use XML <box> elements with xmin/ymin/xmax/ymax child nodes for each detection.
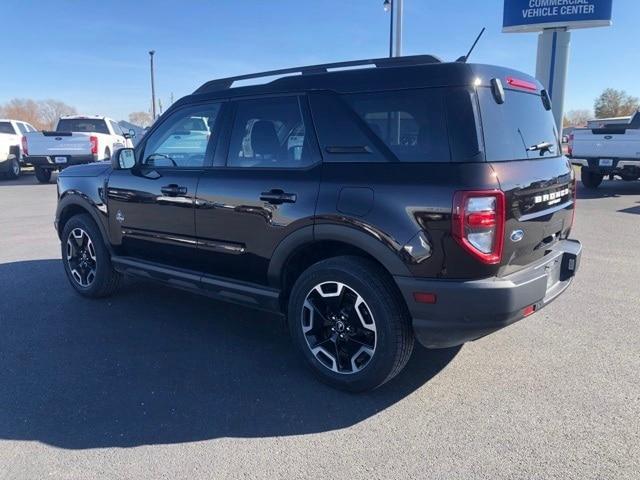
<box><xmin>594</xmin><ymin>89</ymin><xmax>640</xmax><ymax>118</ymax></box>
<box><xmin>0</xmin><ymin>99</ymin><xmax>42</xmax><ymax>128</ymax></box>
<box><xmin>0</xmin><ymin>98</ymin><xmax>77</xmax><ymax>130</ymax></box>
<box><xmin>563</xmin><ymin>109</ymin><xmax>592</xmax><ymax>128</ymax></box>
<box><xmin>39</xmin><ymin>99</ymin><xmax>77</xmax><ymax>130</ymax></box>
<box><xmin>128</xmin><ymin>111</ymin><xmax>152</xmax><ymax>127</ymax></box>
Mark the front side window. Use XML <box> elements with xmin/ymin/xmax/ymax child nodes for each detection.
<box><xmin>227</xmin><ymin>96</ymin><xmax>314</xmax><ymax>168</ymax></box>
<box><xmin>344</xmin><ymin>89</ymin><xmax>450</xmax><ymax>162</ymax></box>
<box><xmin>142</xmin><ymin>103</ymin><xmax>221</xmax><ymax>168</ymax></box>
<box><xmin>109</xmin><ymin>120</ymin><xmax>123</xmax><ymax>136</ymax></box>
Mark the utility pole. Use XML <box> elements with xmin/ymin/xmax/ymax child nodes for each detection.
<box><xmin>149</xmin><ymin>50</ymin><xmax>157</xmax><ymax>120</ymax></box>
<box><xmin>383</xmin><ymin>0</ymin><xmax>403</xmax><ymax>57</ymax></box>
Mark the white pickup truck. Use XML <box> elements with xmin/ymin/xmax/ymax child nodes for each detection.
<box><xmin>0</xmin><ymin>119</ymin><xmax>38</xmax><ymax>179</ymax></box>
<box><xmin>569</xmin><ymin>112</ymin><xmax>640</xmax><ymax>189</ymax></box>
<box><xmin>23</xmin><ymin>115</ymin><xmax>134</xmax><ymax>183</ymax></box>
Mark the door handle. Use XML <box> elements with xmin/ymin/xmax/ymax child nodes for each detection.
<box><xmin>260</xmin><ymin>189</ymin><xmax>297</xmax><ymax>204</ymax></box>
<box><xmin>161</xmin><ymin>184</ymin><xmax>188</xmax><ymax>197</ymax></box>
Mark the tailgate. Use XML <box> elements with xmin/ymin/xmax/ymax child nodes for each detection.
<box><xmin>26</xmin><ymin>132</ymin><xmax>92</xmax><ymax>156</ymax></box>
<box><xmin>572</xmin><ymin>130</ymin><xmax>640</xmax><ymax>159</ymax></box>
<box><xmin>491</xmin><ymin>157</ymin><xmax>575</xmax><ymax>275</ymax></box>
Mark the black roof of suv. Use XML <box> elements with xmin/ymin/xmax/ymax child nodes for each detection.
<box><xmin>54</xmin><ymin>54</ymin><xmax>581</xmax><ymax>392</ymax></box>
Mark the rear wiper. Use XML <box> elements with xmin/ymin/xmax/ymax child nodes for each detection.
<box><xmin>527</xmin><ymin>141</ymin><xmax>555</xmax><ymax>155</ymax></box>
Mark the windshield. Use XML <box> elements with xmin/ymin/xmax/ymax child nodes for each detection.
<box><xmin>56</xmin><ymin>119</ymin><xmax>110</xmax><ymax>134</ymax></box>
<box><xmin>0</xmin><ymin>122</ymin><xmax>16</xmax><ymax>135</ymax></box>
<box><xmin>478</xmin><ymin>87</ymin><xmax>560</xmax><ymax>161</ymax></box>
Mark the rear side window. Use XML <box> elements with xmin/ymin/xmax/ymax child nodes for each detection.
<box><xmin>57</xmin><ymin>119</ymin><xmax>110</xmax><ymax>134</ymax></box>
<box><xmin>478</xmin><ymin>87</ymin><xmax>560</xmax><ymax>161</ymax></box>
<box><xmin>344</xmin><ymin>89</ymin><xmax>450</xmax><ymax>162</ymax></box>
<box><xmin>16</xmin><ymin>123</ymin><xmax>28</xmax><ymax>134</ymax></box>
<box><xmin>227</xmin><ymin>96</ymin><xmax>315</xmax><ymax>168</ymax></box>
<box><xmin>0</xmin><ymin>122</ymin><xmax>16</xmax><ymax>134</ymax></box>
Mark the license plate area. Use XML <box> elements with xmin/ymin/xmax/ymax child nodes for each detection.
<box><xmin>599</xmin><ymin>158</ymin><xmax>613</xmax><ymax>167</ymax></box>
<box><xmin>54</xmin><ymin>156</ymin><xmax>68</xmax><ymax>164</ymax></box>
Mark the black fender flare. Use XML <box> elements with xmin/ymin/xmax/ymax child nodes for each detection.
<box><xmin>56</xmin><ymin>193</ymin><xmax>112</xmax><ymax>253</ymax></box>
<box><xmin>267</xmin><ymin>223</ymin><xmax>411</xmax><ymax>288</ymax></box>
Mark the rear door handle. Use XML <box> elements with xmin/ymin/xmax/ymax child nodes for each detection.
<box><xmin>161</xmin><ymin>184</ymin><xmax>188</xmax><ymax>197</ymax></box>
<box><xmin>260</xmin><ymin>189</ymin><xmax>297</xmax><ymax>204</ymax></box>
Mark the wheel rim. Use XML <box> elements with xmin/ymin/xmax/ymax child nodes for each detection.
<box><xmin>301</xmin><ymin>281</ymin><xmax>377</xmax><ymax>374</ymax></box>
<box><xmin>66</xmin><ymin>228</ymin><xmax>97</xmax><ymax>287</ymax></box>
<box><xmin>12</xmin><ymin>159</ymin><xmax>19</xmax><ymax>176</ymax></box>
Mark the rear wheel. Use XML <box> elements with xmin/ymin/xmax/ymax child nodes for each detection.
<box><xmin>6</xmin><ymin>156</ymin><xmax>20</xmax><ymax>179</ymax></box>
<box><xmin>581</xmin><ymin>167</ymin><xmax>603</xmax><ymax>189</ymax></box>
<box><xmin>35</xmin><ymin>167</ymin><xmax>52</xmax><ymax>184</ymax></box>
<box><xmin>61</xmin><ymin>214</ymin><xmax>121</xmax><ymax>298</ymax></box>
<box><xmin>288</xmin><ymin>256</ymin><xmax>414</xmax><ymax>392</ymax></box>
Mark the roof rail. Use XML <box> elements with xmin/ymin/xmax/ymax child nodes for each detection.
<box><xmin>193</xmin><ymin>54</ymin><xmax>442</xmax><ymax>94</ymax></box>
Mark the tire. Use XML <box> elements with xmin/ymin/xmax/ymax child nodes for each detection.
<box><xmin>35</xmin><ymin>167</ymin><xmax>52</xmax><ymax>184</ymax></box>
<box><xmin>61</xmin><ymin>214</ymin><xmax>121</xmax><ymax>298</ymax></box>
<box><xmin>5</xmin><ymin>156</ymin><xmax>20</xmax><ymax>180</ymax></box>
<box><xmin>581</xmin><ymin>167</ymin><xmax>603</xmax><ymax>189</ymax></box>
<box><xmin>288</xmin><ymin>256</ymin><xmax>414</xmax><ymax>392</ymax></box>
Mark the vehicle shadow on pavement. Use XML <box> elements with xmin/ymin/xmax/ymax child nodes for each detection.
<box><xmin>0</xmin><ymin>259</ymin><xmax>460</xmax><ymax>450</ymax></box>
<box><xmin>576</xmin><ymin>180</ymin><xmax>640</xmax><ymax>200</ymax></box>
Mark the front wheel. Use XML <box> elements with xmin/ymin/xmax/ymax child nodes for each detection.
<box><xmin>288</xmin><ymin>256</ymin><xmax>414</xmax><ymax>392</ymax></box>
<box><xmin>581</xmin><ymin>167</ymin><xmax>604</xmax><ymax>189</ymax></box>
<box><xmin>34</xmin><ymin>167</ymin><xmax>52</xmax><ymax>184</ymax></box>
<box><xmin>61</xmin><ymin>214</ymin><xmax>121</xmax><ymax>298</ymax></box>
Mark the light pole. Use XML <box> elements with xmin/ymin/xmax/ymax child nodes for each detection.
<box><xmin>149</xmin><ymin>50</ymin><xmax>157</xmax><ymax>120</ymax></box>
<box><xmin>383</xmin><ymin>0</ymin><xmax>403</xmax><ymax>57</ymax></box>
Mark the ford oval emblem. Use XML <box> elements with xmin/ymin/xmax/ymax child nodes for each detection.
<box><xmin>510</xmin><ymin>229</ymin><xmax>525</xmax><ymax>242</ymax></box>
<box><xmin>55</xmin><ymin>137</ymin><xmax>62</xmax><ymax>141</ymax></box>
<box><xmin>604</xmin><ymin>135</ymin><xmax>613</xmax><ymax>140</ymax></box>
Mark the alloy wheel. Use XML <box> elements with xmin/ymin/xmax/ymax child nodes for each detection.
<box><xmin>301</xmin><ymin>281</ymin><xmax>377</xmax><ymax>374</ymax></box>
<box><xmin>66</xmin><ymin>228</ymin><xmax>97</xmax><ymax>287</ymax></box>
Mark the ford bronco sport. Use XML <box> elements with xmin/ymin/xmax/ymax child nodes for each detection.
<box><xmin>55</xmin><ymin>55</ymin><xmax>581</xmax><ymax>392</ymax></box>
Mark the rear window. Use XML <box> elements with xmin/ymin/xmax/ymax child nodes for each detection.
<box><xmin>478</xmin><ymin>87</ymin><xmax>560</xmax><ymax>161</ymax></box>
<box><xmin>0</xmin><ymin>122</ymin><xmax>16</xmax><ymax>134</ymax></box>
<box><xmin>56</xmin><ymin>119</ymin><xmax>110</xmax><ymax>134</ymax></box>
<box><xmin>344</xmin><ymin>89</ymin><xmax>450</xmax><ymax>162</ymax></box>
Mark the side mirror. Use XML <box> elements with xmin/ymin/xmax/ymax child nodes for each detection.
<box><xmin>129</xmin><ymin>128</ymin><xmax>136</xmax><ymax>138</ymax></box>
<box><xmin>112</xmin><ymin>148</ymin><xmax>136</xmax><ymax>170</ymax></box>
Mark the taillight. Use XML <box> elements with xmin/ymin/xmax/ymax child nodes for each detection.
<box><xmin>567</xmin><ymin>133</ymin><xmax>574</xmax><ymax>157</ymax></box>
<box><xmin>452</xmin><ymin>190</ymin><xmax>505</xmax><ymax>265</ymax></box>
<box><xmin>90</xmin><ymin>135</ymin><xmax>98</xmax><ymax>155</ymax></box>
<box><xmin>21</xmin><ymin>136</ymin><xmax>28</xmax><ymax>156</ymax></box>
<box><xmin>570</xmin><ymin>177</ymin><xmax>577</xmax><ymax>228</ymax></box>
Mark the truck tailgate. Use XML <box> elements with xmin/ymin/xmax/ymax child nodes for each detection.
<box><xmin>572</xmin><ymin>129</ymin><xmax>640</xmax><ymax>159</ymax></box>
<box><xmin>25</xmin><ymin>132</ymin><xmax>93</xmax><ymax>157</ymax></box>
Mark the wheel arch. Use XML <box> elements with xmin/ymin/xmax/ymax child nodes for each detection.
<box><xmin>269</xmin><ymin>224</ymin><xmax>411</xmax><ymax>311</ymax></box>
<box><xmin>56</xmin><ymin>194</ymin><xmax>112</xmax><ymax>253</ymax></box>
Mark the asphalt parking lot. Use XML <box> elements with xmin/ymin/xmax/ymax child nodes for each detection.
<box><xmin>0</xmin><ymin>171</ymin><xmax>638</xmax><ymax>480</ymax></box>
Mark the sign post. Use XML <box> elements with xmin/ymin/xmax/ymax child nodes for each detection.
<box><xmin>503</xmin><ymin>0</ymin><xmax>613</xmax><ymax>131</ymax></box>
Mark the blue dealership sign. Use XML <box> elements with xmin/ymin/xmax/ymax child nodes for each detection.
<box><xmin>503</xmin><ymin>0</ymin><xmax>613</xmax><ymax>32</ymax></box>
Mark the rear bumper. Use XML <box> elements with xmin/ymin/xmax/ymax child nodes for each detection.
<box><xmin>395</xmin><ymin>239</ymin><xmax>582</xmax><ymax>348</ymax></box>
<box><xmin>571</xmin><ymin>157</ymin><xmax>640</xmax><ymax>173</ymax></box>
<box><xmin>24</xmin><ymin>154</ymin><xmax>97</xmax><ymax>169</ymax></box>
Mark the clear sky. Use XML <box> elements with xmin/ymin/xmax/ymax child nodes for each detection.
<box><xmin>1</xmin><ymin>0</ymin><xmax>636</xmax><ymax>121</ymax></box>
